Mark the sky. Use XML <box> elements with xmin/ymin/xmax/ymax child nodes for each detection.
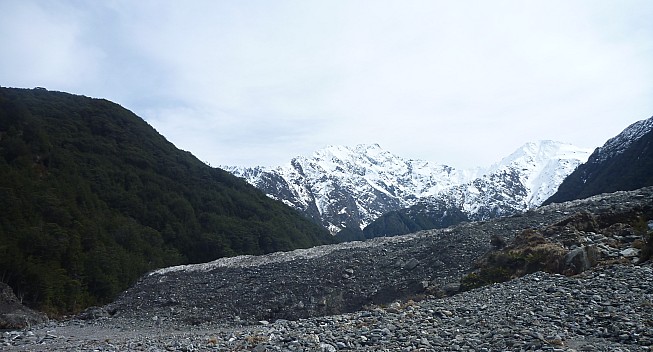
<box><xmin>1</xmin><ymin>0</ymin><xmax>652</xmax><ymax>169</ymax></box>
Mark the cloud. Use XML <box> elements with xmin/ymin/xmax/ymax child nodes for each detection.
<box><xmin>0</xmin><ymin>2</ymin><xmax>101</xmax><ymax>90</ymax></box>
<box><xmin>1</xmin><ymin>0</ymin><xmax>652</xmax><ymax>168</ymax></box>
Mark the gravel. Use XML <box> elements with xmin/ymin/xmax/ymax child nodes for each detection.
<box><xmin>2</xmin><ymin>263</ymin><xmax>652</xmax><ymax>351</ymax></box>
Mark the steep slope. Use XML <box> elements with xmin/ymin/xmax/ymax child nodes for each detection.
<box><xmin>545</xmin><ymin>115</ymin><xmax>653</xmax><ymax>204</ymax></box>
<box><xmin>227</xmin><ymin>141</ymin><xmax>590</xmax><ymax>238</ymax></box>
<box><xmin>363</xmin><ymin>141</ymin><xmax>591</xmax><ymax>238</ymax></box>
<box><xmin>0</xmin><ymin>87</ymin><xmax>333</xmax><ymax>315</ymax></box>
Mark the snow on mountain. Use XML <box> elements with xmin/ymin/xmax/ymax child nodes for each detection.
<box><xmin>487</xmin><ymin>140</ymin><xmax>593</xmax><ymax>208</ymax></box>
<box><xmin>595</xmin><ymin>117</ymin><xmax>653</xmax><ymax>163</ymax></box>
<box><xmin>225</xmin><ymin>141</ymin><xmax>590</xmax><ymax>235</ymax></box>
<box><xmin>419</xmin><ymin>141</ymin><xmax>592</xmax><ymax>222</ymax></box>
<box><xmin>225</xmin><ymin>144</ymin><xmax>479</xmax><ymax>234</ymax></box>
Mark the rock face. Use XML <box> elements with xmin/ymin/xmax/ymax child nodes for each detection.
<box><xmin>103</xmin><ymin>186</ymin><xmax>653</xmax><ymax>326</ymax></box>
<box><xmin>0</xmin><ymin>283</ymin><xmax>48</xmax><ymax>329</ymax></box>
<box><xmin>226</xmin><ymin>141</ymin><xmax>590</xmax><ymax>237</ymax></box>
<box><xmin>546</xmin><ymin>115</ymin><xmax>653</xmax><ymax>204</ymax></box>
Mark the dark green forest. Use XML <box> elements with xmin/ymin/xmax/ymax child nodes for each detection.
<box><xmin>0</xmin><ymin>87</ymin><xmax>335</xmax><ymax>316</ymax></box>
<box><xmin>359</xmin><ymin>202</ymin><xmax>469</xmax><ymax>240</ymax></box>
<box><xmin>336</xmin><ymin>201</ymin><xmax>469</xmax><ymax>241</ymax></box>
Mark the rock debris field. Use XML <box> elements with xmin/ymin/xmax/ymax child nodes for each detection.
<box><xmin>2</xmin><ymin>187</ymin><xmax>653</xmax><ymax>351</ymax></box>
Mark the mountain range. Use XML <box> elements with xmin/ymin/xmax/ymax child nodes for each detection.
<box><xmin>226</xmin><ymin>141</ymin><xmax>592</xmax><ymax>239</ymax></box>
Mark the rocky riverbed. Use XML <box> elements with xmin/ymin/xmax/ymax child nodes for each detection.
<box><xmin>2</xmin><ymin>263</ymin><xmax>652</xmax><ymax>351</ymax></box>
<box><xmin>2</xmin><ymin>187</ymin><xmax>653</xmax><ymax>351</ymax></box>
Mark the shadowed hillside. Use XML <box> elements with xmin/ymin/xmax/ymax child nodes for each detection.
<box><xmin>0</xmin><ymin>87</ymin><xmax>334</xmax><ymax>315</ymax></box>
<box><xmin>546</xmin><ymin>116</ymin><xmax>653</xmax><ymax>204</ymax></box>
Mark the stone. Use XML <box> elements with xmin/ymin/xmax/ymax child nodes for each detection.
<box><xmin>319</xmin><ymin>342</ymin><xmax>337</xmax><ymax>352</ymax></box>
<box><xmin>620</xmin><ymin>248</ymin><xmax>640</xmax><ymax>257</ymax></box>
<box><xmin>443</xmin><ymin>283</ymin><xmax>460</xmax><ymax>295</ymax></box>
<box><xmin>563</xmin><ymin>247</ymin><xmax>592</xmax><ymax>274</ymax></box>
<box><xmin>403</xmin><ymin>258</ymin><xmax>420</xmax><ymax>270</ymax></box>
<box><xmin>252</xmin><ymin>344</ymin><xmax>267</xmax><ymax>352</ymax></box>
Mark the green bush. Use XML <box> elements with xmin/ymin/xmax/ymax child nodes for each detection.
<box><xmin>460</xmin><ymin>267</ymin><xmax>512</xmax><ymax>291</ymax></box>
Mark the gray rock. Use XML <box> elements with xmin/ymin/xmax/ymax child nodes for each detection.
<box><xmin>563</xmin><ymin>247</ymin><xmax>592</xmax><ymax>274</ymax></box>
<box><xmin>620</xmin><ymin>248</ymin><xmax>639</xmax><ymax>257</ymax></box>
<box><xmin>443</xmin><ymin>283</ymin><xmax>461</xmax><ymax>295</ymax></box>
<box><xmin>403</xmin><ymin>258</ymin><xmax>420</xmax><ymax>270</ymax></box>
<box><xmin>319</xmin><ymin>342</ymin><xmax>337</xmax><ymax>351</ymax></box>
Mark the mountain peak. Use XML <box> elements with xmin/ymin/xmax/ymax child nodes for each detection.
<box><xmin>493</xmin><ymin>140</ymin><xmax>591</xmax><ymax>170</ymax></box>
<box><xmin>487</xmin><ymin>140</ymin><xmax>592</xmax><ymax>207</ymax></box>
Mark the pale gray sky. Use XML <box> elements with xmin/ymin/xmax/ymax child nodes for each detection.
<box><xmin>1</xmin><ymin>0</ymin><xmax>652</xmax><ymax>168</ymax></box>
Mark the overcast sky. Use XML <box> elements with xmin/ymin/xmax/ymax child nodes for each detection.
<box><xmin>1</xmin><ymin>1</ymin><xmax>652</xmax><ymax>168</ymax></box>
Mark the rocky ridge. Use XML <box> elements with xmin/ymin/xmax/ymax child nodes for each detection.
<box><xmin>2</xmin><ymin>187</ymin><xmax>652</xmax><ymax>351</ymax></box>
<box><xmin>547</xmin><ymin>115</ymin><xmax>653</xmax><ymax>204</ymax></box>
<box><xmin>595</xmin><ymin>116</ymin><xmax>653</xmax><ymax>163</ymax></box>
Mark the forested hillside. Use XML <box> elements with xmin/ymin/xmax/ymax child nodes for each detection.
<box><xmin>0</xmin><ymin>87</ymin><xmax>334</xmax><ymax>316</ymax></box>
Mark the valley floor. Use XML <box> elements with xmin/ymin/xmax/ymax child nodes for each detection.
<box><xmin>3</xmin><ymin>263</ymin><xmax>652</xmax><ymax>351</ymax></box>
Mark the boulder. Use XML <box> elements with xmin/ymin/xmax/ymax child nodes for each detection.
<box><xmin>620</xmin><ymin>248</ymin><xmax>640</xmax><ymax>258</ymax></box>
<box><xmin>563</xmin><ymin>247</ymin><xmax>593</xmax><ymax>275</ymax></box>
<box><xmin>403</xmin><ymin>258</ymin><xmax>420</xmax><ymax>270</ymax></box>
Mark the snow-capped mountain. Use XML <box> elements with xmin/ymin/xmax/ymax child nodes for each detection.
<box><xmin>225</xmin><ymin>144</ymin><xmax>481</xmax><ymax>234</ymax></box>
<box><xmin>225</xmin><ymin>141</ymin><xmax>591</xmax><ymax>236</ymax></box>
<box><xmin>546</xmin><ymin>115</ymin><xmax>653</xmax><ymax>204</ymax></box>
<box><xmin>482</xmin><ymin>140</ymin><xmax>593</xmax><ymax>209</ymax></box>
<box><xmin>363</xmin><ymin>141</ymin><xmax>592</xmax><ymax>238</ymax></box>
